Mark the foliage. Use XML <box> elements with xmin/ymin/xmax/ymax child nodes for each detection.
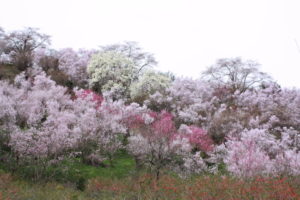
<box><xmin>2</xmin><ymin>27</ymin><xmax>300</xmax><ymax>182</ymax></box>
<box><xmin>202</xmin><ymin>57</ymin><xmax>272</xmax><ymax>93</ymax></box>
<box><xmin>145</xmin><ymin>78</ymin><xmax>217</xmax><ymax>129</ymax></box>
<box><xmin>127</xmin><ymin>111</ymin><xmax>213</xmax><ymax>179</ymax></box>
<box><xmin>100</xmin><ymin>41</ymin><xmax>157</xmax><ymax>73</ymax></box>
<box><xmin>129</xmin><ymin>70</ymin><xmax>172</xmax><ymax>104</ymax></box>
<box><xmin>1</xmin><ymin>27</ymin><xmax>50</xmax><ymax>70</ymax></box>
<box><xmin>0</xmin><ymin>71</ymin><xmax>141</xmax><ymax>179</ymax></box>
<box><xmin>58</xmin><ymin>48</ymin><xmax>97</xmax><ymax>88</ymax></box>
<box><xmin>2</xmin><ymin>171</ymin><xmax>300</xmax><ymax>200</ymax></box>
<box><xmin>87</xmin><ymin>51</ymin><xmax>137</xmax><ymax>99</ymax></box>
<box><xmin>34</xmin><ymin>48</ymin><xmax>59</xmax><ymax>72</ymax></box>
<box><xmin>0</xmin><ymin>27</ymin><xmax>7</xmax><ymax>63</ymax></box>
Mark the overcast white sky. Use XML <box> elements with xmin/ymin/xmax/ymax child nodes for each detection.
<box><xmin>1</xmin><ymin>0</ymin><xmax>300</xmax><ymax>87</ymax></box>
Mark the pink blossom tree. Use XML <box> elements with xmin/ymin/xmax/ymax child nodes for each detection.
<box><xmin>223</xmin><ymin>128</ymin><xmax>300</xmax><ymax>177</ymax></box>
<box><xmin>58</xmin><ymin>48</ymin><xmax>97</xmax><ymax>87</ymax></box>
<box><xmin>0</xmin><ymin>71</ymin><xmax>137</xmax><ymax>175</ymax></box>
<box><xmin>178</xmin><ymin>125</ymin><xmax>214</xmax><ymax>153</ymax></box>
<box><xmin>127</xmin><ymin>111</ymin><xmax>212</xmax><ymax>179</ymax></box>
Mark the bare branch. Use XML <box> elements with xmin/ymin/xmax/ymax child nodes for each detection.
<box><xmin>202</xmin><ymin>57</ymin><xmax>272</xmax><ymax>93</ymax></box>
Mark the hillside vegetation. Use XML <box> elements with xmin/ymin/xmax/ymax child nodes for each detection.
<box><xmin>1</xmin><ymin>27</ymin><xmax>300</xmax><ymax>200</ymax></box>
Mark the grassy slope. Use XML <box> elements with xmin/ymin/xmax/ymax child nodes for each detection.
<box><xmin>0</xmin><ymin>152</ymin><xmax>136</xmax><ymax>200</ymax></box>
<box><xmin>1</xmin><ymin>153</ymin><xmax>300</xmax><ymax>200</ymax></box>
<box><xmin>69</xmin><ymin>153</ymin><xmax>135</xmax><ymax>179</ymax></box>
<box><xmin>2</xmin><ymin>171</ymin><xmax>300</xmax><ymax>200</ymax></box>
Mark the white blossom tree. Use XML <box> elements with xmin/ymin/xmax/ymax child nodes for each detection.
<box><xmin>100</xmin><ymin>41</ymin><xmax>157</xmax><ymax>73</ymax></box>
<box><xmin>130</xmin><ymin>70</ymin><xmax>172</xmax><ymax>104</ymax></box>
<box><xmin>87</xmin><ymin>51</ymin><xmax>138</xmax><ymax>99</ymax></box>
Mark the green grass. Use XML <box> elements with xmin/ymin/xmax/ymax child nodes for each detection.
<box><xmin>0</xmin><ymin>174</ymin><xmax>87</xmax><ymax>200</ymax></box>
<box><xmin>0</xmin><ymin>152</ymin><xmax>136</xmax><ymax>199</ymax></box>
<box><xmin>1</xmin><ymin>153</ymin><xmax>300</xmax><ymax>200</ymax></box>
<box><xmin>2</xmin><ymin>152</ymin><xmax>300</xmax><ymax>199</ymax></box>
<box><xmin>0</xmin><ymin>151</ymin><xmax>136</xmax><ymax>185</ymax></box>
<box><xmin>67</xmin><ymin>153</ymin><xmax>135</xmax><ymax>179</ymax></box>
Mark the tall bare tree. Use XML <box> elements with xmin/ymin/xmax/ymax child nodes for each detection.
<box><xmin>4</xmin><ymin>27</ymin><xmax>50</xmax><ymax>70</ymax></box>
<box><xmin>202</xmin><ymin>57</ymin><xmax>272</xmax><ymax>93</ymax></box>
<box><xmin>100</xmin><ymin>41</ymin><xmax>157</xmax><ymax>73</ymax></box>
<box><xmin>0</xmin><ymin>27</ymin><xmax>6</xmax><ymax>58</ymax></box>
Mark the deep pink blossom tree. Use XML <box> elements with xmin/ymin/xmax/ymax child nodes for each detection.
<box><xmin>127</xmin><ymin>110</ymin><xmax>212</xmax><ymax>179</ymax></box>
<box><xmin>178</xmin><ymin>125</ymin><xmax>214</xmax><ymax>152</ymax></box>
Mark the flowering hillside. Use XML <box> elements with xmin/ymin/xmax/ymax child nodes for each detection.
<box><xmin>1</xmin><ymin>27</ymin><xmax>300</xmax><ymax>199</ymax></box>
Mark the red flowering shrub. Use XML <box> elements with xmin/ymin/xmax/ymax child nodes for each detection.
<box><xmin>179</xmin><ymin>125</ymin><xmax>214</xmax><ymax>152</ymax></box>
<box><xmin>76</xmin><ymin>89</ymin><xmax>103</xmax><ymax>109</ymax></box>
